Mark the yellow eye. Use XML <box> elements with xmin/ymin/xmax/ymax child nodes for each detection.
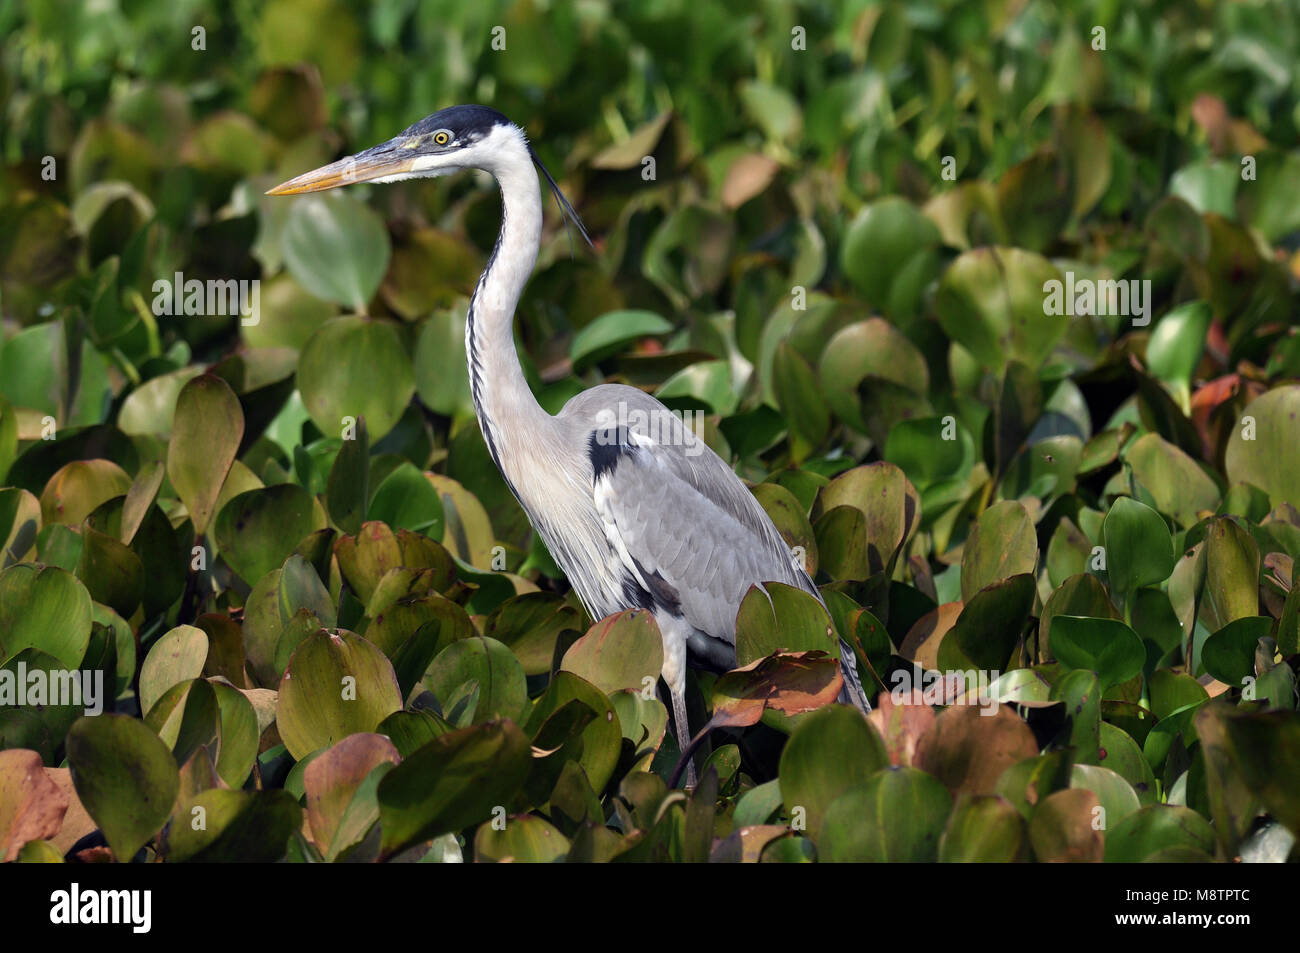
<box><xmin>434</xmin><ymin>131</ymin><xmax>450</xmax><ymax>145</ymax></box>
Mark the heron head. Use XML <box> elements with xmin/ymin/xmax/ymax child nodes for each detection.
<box><xmin>266</xmin><ymin>104</ymin><xmax>590</xmax><ymax>246</ymax></box>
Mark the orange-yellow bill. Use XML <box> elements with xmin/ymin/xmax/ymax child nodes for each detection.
<box><xmin>265</xmin><ymin>152</ymin><xmax>413</xmax><ymax>195</ymax></box>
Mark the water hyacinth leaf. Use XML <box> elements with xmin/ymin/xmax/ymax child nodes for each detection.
<box><xmin>336</xmin><ymin>521</ymin><xmax>434</xmax><ymax>605</ymax></box>
<box><xmin>326</xmin><ymin>414</ymin><xmax>369</xmax><ymax>535</ymax></box>
<box><xmin>818</xmin><ymin>319</ymin><xmax>929</xmax><ymax>440</ymax></box>
<box><xmin>839</xmin><ymin>197</ymin><xmax>941</xmax><ymax>319</ymax></box>
<box><xmin>937</xmin><ymin>573</ymin><xmax>1035</xmax><ymax>673</ymax></box>
<box><xmin>376</xmin><ymin>719</ymin><xmax>532</xmax><ymax>857</ymax></box>
<box><xmin>1203</xmin><ymin>518</ymin><xmax>1260</xmax><ymax>629</ymax></box>
<box><xmin>139</xmin><ymin>625</ymin><xmax>209</xmax><ymax>717</ymax></box>
<box><xmin>570</xmin><ymin>310</ymin><xmax>674</xmax><ymax>370</ymax></box>
<box><xmin>778</xmin><ymin>706</ymin><xmax>887</xmax><ymax>841</ymax></box>
<box><xmin>1070</xmin><ymin>764</ymin><xmax>1140</xmax><ymax>828</ymax></box>
<box><xmin>74</xmin><ymin>527</ymin><xmax>143</xmax><ymax>619</ymax></box>
<box><xmin>297</xmin><ymin>316</ymin><xmax>415</xmax><ymax>443</ymax></box>
<box><xmin>165</xmin><ymin>788</ymin><xmax>301</xmax><ymax>863</ymax></box>
<box><xmin>166</xmin><ymin>375</ymin><xmax>244</xmax><ymax>535</ymax></box>
<box><xmin>276</xmin><ymin>630</ymin><xmax>403</xmax><ymax>760</ymax></box>
<box><xmin>960</xmin><ymin>500</ymin><xmax>1037</xmax><ymax>602</ymax></box>
<box><xmin>523</xmin><ymin>672</ymin><xmax>621</xmax><ymax>795</ymax></box>
<box><xmin>39</xmin><ymin>459</ymin><xmax>131</xmax><ymax>527</ymax></box>
<box><xmin>0</xmin><ymin>749</ymin><xmax>66</xmax><ymax>861</ymax></box>
<box><xmin>1049</xmin><ymin>616</ymin><xmax>1145</xmax><ymax>691</ymax></box>
<box><xmin>753</xmin><ymin>482</ymin><xmax>818</xmax><ymax>576</ymax></box>
<box><xmin>1209</xmin><ymin>709</ymin><xmax>1300</xmax><ymax>839</ymax></box>
<box><xmin>937</xmin><ymin>794</ymin><xmax>1025</xmax><ymax>862</ymax></box>
<box><xmin>916</xmin><ymin>705</ymin><xmax>1040</xmax><ymax>797</ymax></box>
<box><xmin>1099</xmin><ymin>722</ymin><xmax>1158</xmax><ymax>805</ymax></box>
<box><xmin>1200</xmin><ymin>616</ymin><xmax>1272</xmax><ymax>689</ymax></box>
<box><xmin>735</xmin><ymin>582</ymin><xmax>839</xmax><ymax>666</ymax></box>
<box><xmin>1225</xmin><ymin>386</ymin><xmax>1300</xmax><ymax>510</ymax></box>
<box><xmin>377</xmin><ymin>709</ymin><xmax>450</xmax><ymax>760</ymax></box>
<box><xmin>425</xmin><ymin>636</ymin><xmax>528</xmax><ymax>725</ymax></box>
<box><xmin>209</xmin><ymin>681</ymin><xmax>260</xmax><ymax>788</ymax></box>
<box><xmin>281</xmin><ymin>193</ymin><xmax>390</xmax><ymax>311</ymax></box>
<box><xmin>1146</xmin><ymin>301</ymin><xmax>1211</xmax><ymax>385</ymax></box>
<box><xmin>65</xmin><ymin>714</ymin><xmax>179</xmax><ymax>861</ymax></box>
<box><xmin>708</xmin><ymin>651</ymin><xmax>843</xmax><ymax>729</ymax></box>
<box><xmin>144</xmin><ymin>678</ymin><xmax>220</xmax><ymax>767</ymax></box>
<box><xmin>213</xmin><ymin>483</ymin><xmax>318</xmax><ymax>585</ymax></box>
<box><xmin>1124</xmin><ymin>433</ymin><xmax>1220</xmax><ymax>528</ymax></box>
<box><xmin>1039</xmin><ymin>573</ymin><xmax>1121</xmax><ymax>658</ymax></box>
<box><xmin>1103</xmin><ymin>804</ymin><xmax>1216</xmax><ymax>862</ymax></box>
<box><xmin>1102</xmin><ymin>497</ymin><xmax>1174</xmax><ymax>597</ymax></box>
<box><xmin>1028</xmin><ymin>788</ymin><xmax>1103</xmax><ymax>862</ymax></box>
<box><xmin>475</xmin><ymin>814</ymin><xmax>570</xmax><ymax>863</ymax></box>
<box><xmin>368</xmin><ymin>463</ymin><xmax>444</xmax><ymax>538</ymax></box>
<box><xmin>0</xmin><ymin>564</ymin><xmax>93</xmax><ymax>668</ymax></box>
<box><xmin>0</xmin><ymin>487</ymin><xmax>41</xmax><ymax>565</ymax></box>
<box><xmin>561</xmin><ymin>609</ymin><xmax>664</xmax><ymax>696</ymax></box>
<box><xmin>303</xmin><ymin>732</ymin><xmax>400</xmax><ymax>859</ymax></box>
<box><xmin>813</xmin><ymin>462</ymin><xmax>919</xmax><ymax>576</ymax></box>
<box><xmin>772</xmin><ymin>341</ymin><xmax>829</xmax><ymax>456</ymax></box>
<box><xmin>821</xmin><ymin>766</ymin><xmax>952</xmax><ymax>862</ymax></box>
<box><xmin>935</xmin><ymin>247</ymin><xmax>1065</xmax><ymax>372</ymax></box>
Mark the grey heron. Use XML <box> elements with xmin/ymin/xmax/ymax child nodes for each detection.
<box><xmin>268</xmin><ymin>105</ymin><xmax>870</xmax><ymax>782</ymax></box>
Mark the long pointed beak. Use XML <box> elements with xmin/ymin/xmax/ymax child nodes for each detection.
<box><xmin>265</xmin><ymin>149</ymin><xmax>414</xmax><ymax>195</ymax></box>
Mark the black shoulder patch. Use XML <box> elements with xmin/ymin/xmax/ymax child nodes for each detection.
<box><xmin>588</xmin><ymin>427</ymin><xmax>635</xmax><ymax>481</ymax></box>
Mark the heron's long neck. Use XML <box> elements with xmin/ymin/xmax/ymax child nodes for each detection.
<box><xmin>466</xmin><ymin>142</ymin><xmax>555</xmax><ymax>488</ymax></box>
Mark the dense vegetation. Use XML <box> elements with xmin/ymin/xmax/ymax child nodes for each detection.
<box><xmin>1</xmin><ymin>0</ymin><xmax>1298</xmax><ymax>863</ymax></box>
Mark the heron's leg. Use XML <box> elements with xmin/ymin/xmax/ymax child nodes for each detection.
<box><xmin>656</xmin><ymin>611</ymin><xmax>696</xmax><ymax>788</ymax></box>
<box><xmin>669</xmin><ymin>683</ymin><xmax>697</xmax><ymax>788</ymax></box>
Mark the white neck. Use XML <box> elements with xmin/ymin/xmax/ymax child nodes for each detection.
<box><xmin>464</xmin><ymin>124</ymin><xmax>557</xmax><ymax>491</ymax></box>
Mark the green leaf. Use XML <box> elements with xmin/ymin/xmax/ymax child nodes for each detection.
<box><xmin>0</xmin><ymin>564</ymin><xmax>92</xmax><ymax>668</ymax></box>
<box><xmin>1125</xmin><ymin>433</ymin><xmax>1221</xmax><ymax>528</ymax></box>
<box><xmin>65</xmin><ymin>714</ymin><xmax>179</xmax><ymax>861</ymax></box>
<box><xmin>561</xmin><ymin>609</ymin><xmax>664</xmax><ymax>696</ymax></box>
<box><xmin>139</xmin><ymin>624</ymin><xmax>209</xmax><ymax>716</ymax></box>
<box><xmin>276</xmin><ymin>630</ymin><xmax>403</xmax><ymax>760</ymax></box>
<box><xmin>569</xmin><ymin>310</ymin><xmax>674</xmax><ymax>370</ymax></box>
<box><xmin>1203</xmin><ymin>517</ymin><xmax>1261</xmax><ymax>629</ymax></box>
<box><xmin>839</xmin><ymin>198</ymin><xmax>941</xmax><ymax>320</ymax></box>
<box><xmin>425</xmin><ymin>636</ymin><xmax>528</xmax><ymax>724</ymax></box>
<box><xmin>368</xmin><ymin>462</ymin><xmax>444</xmax><ymax>538</ymax></box>
<box><xmin>1147</xmin><ymin>301</ymin><xmax>1211</xmax><ymax>384</ymax></box>
<box><xmin>960</xmin><ymin>500</ymin><xmax>1037</xmax><ymax>602</ymax></box>
<box><xmin>735</xmin><ymin>582</ymin><xmax>839</xmax><ymax>666</ymax></box>
<box><xmin>166</xmin><ymin>374</ymin><xmax>244</xmax><ymax>535</ymax></box>
<box><xmin>377</xmin><ymin>719</ymin><xmax>532</xmax><ymax>857</ymax></box>
<box><xmin>1226</xmin><ymin>385</ymin><xmax>1300</xmax><ymax>510</ymax></box>
<box><xmin>281</xmin><ymin>193</ymin><xmax>391</xmax><ymax>311</ymax></box>
<box><xmin>938</xmin><ymin>794</ymin><xmax>1025</xmax><ymax>862</ymax></box>
<box><xmin>297</xmin><ymin>316</ymin><xmax>415</xmax><ymax>443</ymax></box>
<box><xmin>165</xmin><ymin>788</ymin><xmax>301</xmax><ymax>863</ymax></box>
<box><xmin>937</xmin><ymin>573</ymin><xmax>1035</xmax><ymax>672</ymax></box>
<box><xmin>326</xmin><ymin>415</ymin><xmax>369</xmax><ymax>535</ymax></box>
<box><xmin>213</xmin><ymin>484</ymin><xmax>318</xmax><ymax>585</ymax></box>
<box><xmin>1103</xmin><ymin>804</ymin><xmax>1216</xmax><ymax>862</ymax></box>
<box><xmin>1103</xmin><ymin>497</ymin><xmax>1175</xmax><ymax>597</ymax></box>
<box><xmin>821</xmin><ymin>767</ymin><xmax>951</xmax><ymax>862</ymax></box>
<box><xmin>475</xmin><ymin>814</ymin><xmax>570</xmax><ymax>862</ymax></box>
<box><xmin>1201</xmin><ymin>616</ymin><xmax>1272</xmax><ymax>689</ymax></box>
<box><xmin>778</xmin><ymin>706</ymin><xmax>887</xmax><ymax>840</ymax></box>
<box><xmin>935</xmin><ymin>248</ymin><xmax>1065</xmax><ymax>372</ymax></box>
